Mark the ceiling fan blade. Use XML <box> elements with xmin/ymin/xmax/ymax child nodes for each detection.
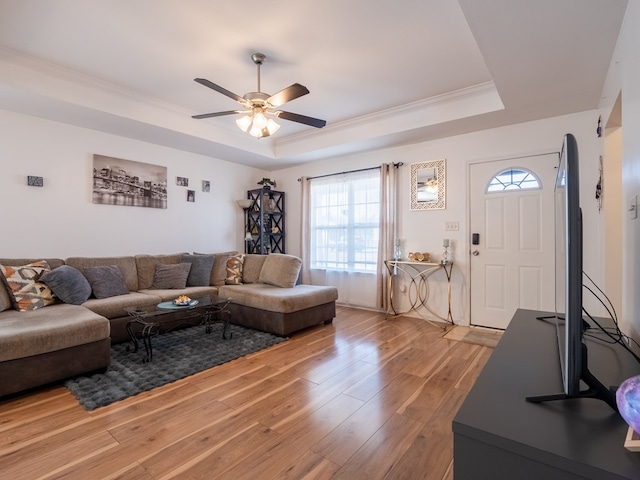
<box><xmin>192</xmin><ymin>110</ymin><xmax>243</xmax><ymax>119</ymax></box>
<box><xmin>194</xmin><ymin>78</ymin><xmax>245</xmax><ymax>104</ymax></box>
<box><xmin>267</xmin><ymin>83</ymin><xmax>310</xmax><ymax>107</ymax></box>
<box><xmin>275</xmin><ymin>110</ymin><xmax>326</xmax><ymax>128</ymax></box>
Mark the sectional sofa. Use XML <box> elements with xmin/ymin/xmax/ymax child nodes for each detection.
<box><xmin>0</xmin><ymin>252</ymin><xmax>338</xmax><ymax>398</ymax></box>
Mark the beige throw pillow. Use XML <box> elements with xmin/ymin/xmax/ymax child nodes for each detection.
<box><xmin>258</xmin><ymin>254</ymin><xmax>302</xmax><ymax>288</ymax></box>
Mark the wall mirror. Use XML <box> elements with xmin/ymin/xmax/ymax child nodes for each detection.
<box><xmin>410</xmin><ymin>159</ymin><xmax>446</xmax><ymax>210</ymax></box>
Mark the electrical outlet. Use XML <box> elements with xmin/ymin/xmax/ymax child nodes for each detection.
<box><xmin>445</xmin><ymin>221</ymin><xmax>459</xmax><ymax>231</ymax></box>
<box><xmin>630</xmin><ymin>195</ymin><xmax>638</xmax><ymax>220</ymax></box>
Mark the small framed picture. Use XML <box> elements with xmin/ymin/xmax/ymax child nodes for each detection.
<box><xmin>27</xmin><ymin>175</ymin><xmax>44</xmax><ymax>187</ymax></box>
<box><xmin>177</xmin><ymin>176</ymin><xmax>189</xmax><ymax>187</ymax></box>
<box><xmin>202</xmin><ymin>180</ymin><xmax>210</xmax><ymax>192</ymax></box>
<box><xmin>187</xmin><ymin>190</ymin><xmax>195</xmax><ymax>202</ymax></box>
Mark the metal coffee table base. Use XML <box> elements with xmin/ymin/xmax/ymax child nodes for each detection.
<box><xmin>125</xmin><ymin>298</ymin><xmax>231</xmax><ymax>363</ymax></box>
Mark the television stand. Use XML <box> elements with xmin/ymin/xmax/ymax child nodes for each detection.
<box><xmin>526</xmin><ymin>342</ymin><xmax>618</xmax><ymax>411</ymax></box>
<box><xmin>453</xmin><ymin>309</ymin><xmax>640</xmax><ymax>480</ymax></box>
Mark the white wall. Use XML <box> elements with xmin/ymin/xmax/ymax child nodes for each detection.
<box><xmin>601</xmin><ymin>2</ymin><xmax>640</xmax><ymax>340</ymax></box>
<box><xmin>273</xmin><ymin>111</ymin><xmax>604</xmax><ymax>325</ymax></box>
<box><xmin>0</xmin><ymin>109</ymin><xmax>269</xmax><ymax>258</ymax></box>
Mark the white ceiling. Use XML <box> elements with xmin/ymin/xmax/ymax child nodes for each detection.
<box><xmin>0</xmin><ymin>0</ymin><xmax>628</xmax><ymax>170</ymax></box>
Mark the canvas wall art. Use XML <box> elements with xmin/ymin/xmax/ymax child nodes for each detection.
<box><xmin>93</xmin><ymin>154</ymin><xmax>167</xmax><ymax>209</ymax></box>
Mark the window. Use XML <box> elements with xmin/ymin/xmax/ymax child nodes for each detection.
<box><xmin>487</xmin><ymin>168</ymin><xmax>540</xmax><ymax>192</ymax></box>
<box><xmin>310</xmin><ymin>169</ymin><xmax>380</xmax><ymax>272</ymax></box>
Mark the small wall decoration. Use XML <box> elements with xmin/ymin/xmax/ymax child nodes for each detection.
<box><xmin>27</xmin><ymin>176</ymin><xmax>44</xmax><ymax>187</ymax></box>
<box><xmin>187</xmin><ymin>190</ymin><xmax>195</xmax><ymax>202</ymax></box>
<box><xmin>410</xmin><ymin>159</ymin><xmax>446</xmax><ymax>210</ymax></box>
<box><xmin>202</xmin><ymin>180</ymin><xmax>210</xmax><ymax>192</ymax></box>
<box><xmin>176</xmin><ymin>176</ymin><xmax>189</xmax><ymax>187</ymax></box>
<box><xmin>92</xmin><ymin>154</ymin><xmax>167</xmax><ymax>209</ymax></box>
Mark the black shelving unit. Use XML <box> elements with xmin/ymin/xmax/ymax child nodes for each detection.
<box><xmin>244</xmin><ymin>188</ymin><xmax>285</xmax><ymax>254</ymax></box>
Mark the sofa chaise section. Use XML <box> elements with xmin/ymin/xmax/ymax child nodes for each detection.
<box><xmin>0</xmin><ymin>303</ymin><xmax>110</xmax><ymax>397</ymax></box>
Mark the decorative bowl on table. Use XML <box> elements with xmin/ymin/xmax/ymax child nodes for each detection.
<box><xmin>174</xmin><ymin>295</ymin><xmax>192</xmax><ymax>306</ymax></box>
<box><xmin>408</xmin><ymin>252</ymin><xmax>431</xmax><ymax>262</ymax></box>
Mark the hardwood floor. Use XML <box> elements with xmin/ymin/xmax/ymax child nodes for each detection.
<box><xmin>0</xmin><ymin>306</ymin><xmax>494</xmax><ymax>480</ymax></box>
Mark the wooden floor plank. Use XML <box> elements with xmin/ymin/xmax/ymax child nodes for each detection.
<box><xmin>0</xmin><ymin>307</ymin><xmax>496</xmax><ymax>480</ymax></box>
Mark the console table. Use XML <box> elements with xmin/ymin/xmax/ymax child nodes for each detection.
<box><xmin>384</xmin><ymin>259</ymin><xmax>453</xmax><ymax>328</ymax></box>
<box><xmin>453</xmin><ymin>309</ymin><xmax>640</xmax><ymax>479</ymax></box>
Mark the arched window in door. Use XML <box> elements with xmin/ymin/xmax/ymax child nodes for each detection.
<box><xmin>487</xmin><ymin>168</ymin><xmax>541</xmax><ymax>192</ymax></box>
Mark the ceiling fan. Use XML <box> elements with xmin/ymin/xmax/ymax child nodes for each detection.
<box><xmin>192</xmin><ymin>52</ymin><xmax>326</xmax><ymax>138</ymax></box>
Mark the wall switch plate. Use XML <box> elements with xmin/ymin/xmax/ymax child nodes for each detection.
<box><xmin>630</xmin><ymin>195</ymin><xmax>638</xmax><ymax>220</ymax></box>
<box><xmin>445</xmin><ymin>221</ymin><xmax>459</xmax><ymax>231</ymax></box>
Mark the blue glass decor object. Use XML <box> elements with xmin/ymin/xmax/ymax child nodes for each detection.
<box><xmin>617</xmin><ymin>375</ymin><xmax>640</xmax><ymax>433</ymax></box>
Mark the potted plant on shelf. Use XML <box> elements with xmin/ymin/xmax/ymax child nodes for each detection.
<box><xmin>257</xmin><ymin>178</ymin><xmax>275</xmax><ymax>190</ymax></box>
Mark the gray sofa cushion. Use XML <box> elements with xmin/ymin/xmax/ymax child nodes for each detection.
<box><xmin>0</xmin><ymin>277</ymin><xmax>13</xmax><ymax>312</ymax></box>
<box><xmin>0</xmin><ymin>304</ymin><xmax>110</xmax><ymax>362</ymax></box>
<box><xmin>242</xmin><ymin>255</ymin><xmax>268</xmax><ymax>284</ymax></box>
<box><xmin>258</xmin><ymin>254</ymin><xmax>302</xmax><ymax>288</ymax></box>
<box><xmin>66</xmin><ymin>256</ymin><xmax>139</xmax><ymax>292</ymax></box>
<box><xmin>40</xmin><ymin>265</ymin><xmax>92</xmax><ymax>305</ymax></box>
<box><xmin>139</xmin><ymin>286</ymin><xmax>218</xmax><ymax>302</ymax></box>
<box><xmin>218</xmin><ymin>283</ymin><xmax>338</xmax><ymax>314</ymax></box>
<box><xmin>150</xmin><ymin>263</ymin><xmax>191</xmax><ymax>289</ymax></box>
<box><xmin>180</xmin><ymin>254</ymin><xmax>214</xmax><ymax>286</ymax></box>
<box><xmin>134</xmin><ymin>253</ymin><xmax>185</xmax><ymax>290</ymax></box>
<box><xmin>81</xmin><ymin>291</ymin><xmax>161</xmax><ymax>319</ymax></box>
<box><xmin>83</xmin><ymin>265</ymin><xmax>129</xmax><ymax>299</ymax></box>
<box><xmin>195</xmin><ymin>251</ymin><xmax>238</xmax><ymax>286</ymax></box>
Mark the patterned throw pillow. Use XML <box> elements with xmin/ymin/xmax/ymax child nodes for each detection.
<box><xmin>225</xmin><ymin>254</ymin><xmax>245</xmax><ymax>285</ymax></box>
<box><xmin>0</xmin><ymin>261</ymin><xmax>56</xmax><ymax>311</ymax></box>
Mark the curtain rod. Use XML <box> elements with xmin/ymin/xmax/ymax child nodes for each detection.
<box><xmin>297</xmin><ymin>162</ymin><xmax>403</xmax><ymax>182</ymax></box>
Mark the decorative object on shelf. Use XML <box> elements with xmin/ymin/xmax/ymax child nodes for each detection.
<box><xmin>202</xmin><ymin>180</ymin><xmax>210</xmax><ymax>192</ymax></box>
<box><xmin>257</xmin><ymin>178</ymin><xmax>275</xmax><ymax>189</ymax></box>
<box><xmin>410</xmin><ymin>159</ymin><xmax>446</xmax><ymax>210</ymax></box>
<box><xmin>442</xmin><ymin>239</ymin><xmax>451</xmax><ymax>263</ymax></box>
<box><xmin>264</xmin><ymin>192</ymin><xmax>277</xmax><ymax>212</ymax></box>
<box><xmin>27</xmin><ymin>175</ymin><xmax>44</xmax><ymax>187</ymax></box>
<box><xmin>408</xmin><ymin>252</ymin><xmax>431</xmax><ymax>262</ymax></box>
<box><xmin>92</xmin><ymin>154</ymin><xmax>167</xmax><ymax>209</ymax></box>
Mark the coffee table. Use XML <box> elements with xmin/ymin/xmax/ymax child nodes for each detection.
<box><xmin>124</xmin><ymin>294</ymin><xmax>232</xmax><ymax>362</ymax></box>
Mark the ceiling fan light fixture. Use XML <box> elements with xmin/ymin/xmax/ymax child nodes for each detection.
<box><xmin>266</xmin><ymin>118</ymin><xmax>280</xmax><ymax>135</ymax></box>
<box><xmin>249</xmin><ymin>124</ymin><xmax>265</xmax><ymax>138</ymax></box>
<box><xmin>194</xmin><ymin>52</ymin><xmax>326</xmax><ymax>136</ymax></box>
<box><xmin>252</xmin><ymin>111</ymin><xmax>267</xmax><ymax>129</ymax></box>
<box><xmin>236</xmin><ymin>115</ymin><xmax>252</xmax><ymax>132</ymax></box>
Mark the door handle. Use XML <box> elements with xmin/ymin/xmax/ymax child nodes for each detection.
<box><xmin>472</xmin><ymin>250</ymin><xmax>480</xmax><ymax>256</ymax></box>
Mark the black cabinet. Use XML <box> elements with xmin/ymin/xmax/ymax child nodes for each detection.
<box><xmin>453</xmin><ymin>309</ymin><xmax>640</xmax><ymax>480</ymax></box>
<box><xmin>244</xmin><ymin>188</ymin><xmax>285</xmax><ymax>254</ymax></box>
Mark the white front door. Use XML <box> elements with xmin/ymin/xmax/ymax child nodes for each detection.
<box><xmin>469</xmin><ymin>154</ymin><xmax>557</xmax><ymax>329</ymax></box>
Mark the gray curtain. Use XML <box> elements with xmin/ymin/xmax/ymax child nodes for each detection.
<box><xmin>300</xmin><ymin>176</ymin><xmax>311</xmax><ymax>284</ymax></box>
<box><xmin>377</xmin><ymin>163</ymin><xmax>398</xmax><ymax>310</ymax></box>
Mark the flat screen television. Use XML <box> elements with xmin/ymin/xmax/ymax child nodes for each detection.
<box><xmin>527</xmin><ymin>133</ymin><xmax>617</xmax><ymax>410</ymax></box>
